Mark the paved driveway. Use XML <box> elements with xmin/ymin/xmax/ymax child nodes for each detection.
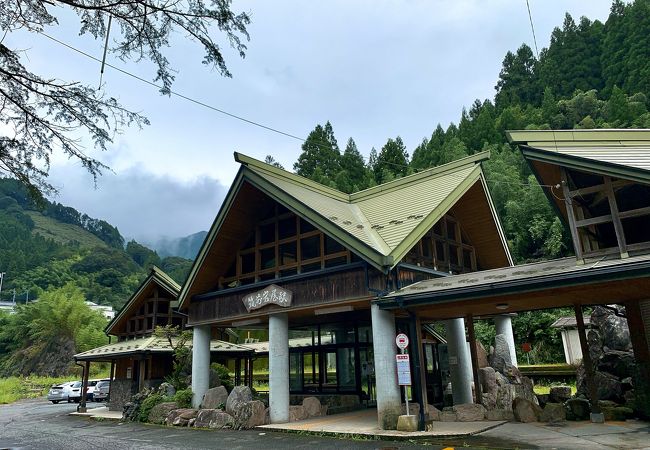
<box><xmin>0</xmin><ymin>399</ymin><xmax>458</xmax><ymax>450</ymax></box>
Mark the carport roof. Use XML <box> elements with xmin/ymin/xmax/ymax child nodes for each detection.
<box><xmin>74</xmin><ymin>335</ymin><xmax>253</xmax><ymax>361</ymax></box>
<box><xmin>377</xmin><ymin>252</ymin><xmax>650</xmax><ymax>316</ymax></box>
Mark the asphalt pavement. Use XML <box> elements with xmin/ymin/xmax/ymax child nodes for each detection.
<box><xmin>0</xmin><ymin>398</ymin><xmax>480</xmax><ymax>450</ymax></box>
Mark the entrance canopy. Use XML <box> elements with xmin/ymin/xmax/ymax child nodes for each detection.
<box><xmin>376</xmin><ymin>253</ymin><xmax>650</xmax><ymax>320</ymax></box>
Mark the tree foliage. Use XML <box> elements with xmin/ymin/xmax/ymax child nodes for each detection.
<box><xmin>0</xmin><ymin>0</ymin><xmax>251</xmax><ymax>198</ymax></box>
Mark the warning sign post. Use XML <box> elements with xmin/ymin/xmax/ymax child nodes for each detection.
<box><xmin>395</xmin><ymin>333</ymin><xmax>412</xmax><ymax>415</ymax></box>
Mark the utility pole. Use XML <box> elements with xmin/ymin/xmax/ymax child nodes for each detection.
<box><xmin>12</xmin><ymin>289</ymin><xmax>16</xmax><ymax>304</ymax></box>
<box><xmin>0</xmin><ymin>272</ymin><xmax>5</xmax><ymax>302</ymax></box>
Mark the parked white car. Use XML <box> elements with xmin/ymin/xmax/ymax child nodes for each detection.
<box><xmin>47</xmin><ymin>381</ymin><xmax>76</xmax><ymax>404</ymax></box>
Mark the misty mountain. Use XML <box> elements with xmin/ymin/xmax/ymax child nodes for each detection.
<box><xmin>146</xmin><ymin>231</ymin><xmax>208</xmax><ymax>260</ymax></box>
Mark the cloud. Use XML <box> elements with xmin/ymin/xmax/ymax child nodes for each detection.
<box><xmin>48</xmin><ymin>163</ymin><xmax>227</xmax><ymax>241</ymax></box>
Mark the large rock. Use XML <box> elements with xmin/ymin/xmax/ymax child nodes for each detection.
<box><xmin>209</xmin><ymin>368</ymin><xmax>223</xmax><ymax>389</ymax></box>
<box><xmin>194</xmin><ymin>409</ymin><xmax>234</xmax><ymax>429</ymax></box>
<box><xmin>157</xmin><ymin>382</ymin><xmax>176</xmax><ymax>398</ymax></box>
<box><xmin>490</xmin><ymin>334</ymin><xmax>513</xmax><ymax>374</ymax></box>
<box><xmin>540</xmin><ymin>403</ymin><xmax>566</xmax><ymax>423</ymax></box>
<box><xmin>289</xmin><ymin>405</ymin><xmax>308</xmax><ymax>422</ymax></box>
<box><xmin>479</xmin><ymin>367</ymin><xmax>497</xmax><ymax>394</ymax></box>
<box><xmin>486</xmin><ymin>409</ymin><xmax>515</xmax><ymax>421</ymax></box>
<box><xmin>232</xmin><ymin>400</ymin><xmax>267</xmax><ymax>429</ymax></box>
<box><xmin>512</xmin><ymin>398</ymin><xmax>541</xmax><ymax>423</ymax></box>
<box><xmin>549</xmin><ymin>386</ymin><xmax>572</xmax><ymax>403</ymax></box>
<box><xmin>587</xmin><ymin>329</ymin><xmax>603</xmax><ymax>362</ymax></box>
<box><xmin>302</xmin><ymin>397</ymin><xmax>322</xmax><ymax>417</ymax></box>
<box><xmin>598</xmin><ymin>350</ymin><xmax>635</xmax><ymax>379</ymax></box>
<box><xmin>165</xmin><ymin>408</ymin><xmax>198</xmax><ymax>427</ymax></box>
<box><xmin>481</xmin><ymin>392</ymin><xmax>497</xmax><ymax>410</ymax></box>
<box><xmin>439</xmin><ymin>408</ymin><xmax>457</xmax><ymax>422</ymax></box>
<box><xmin>427</xmin><ymin>404</ymin><xmax>441</xmax><ymax>421</ymax></box>
<box><xmin>495</xmin><ymin>384</ymin><xmax>516</xmax><ymax>410</ymax></box>
<box><xmin>591</xmin><ymin>306</ymin><xmax>632</xmax><ymax>352</ymax></box>
<box><xmin>452</xmin><ymin>403</ymin><xmax>486</xmax><ymax>422</ymax></box>
<box><xmin>148</xmin><ymin>402</ymin><xmax>179</xmax><ymax>424</ymax></box>
<box><xmin>565</xmin><ymin>398</ymin><xmax>591</xmax><ymax>421</ymax></box>
<box><xmin>514</xmin><ymin>377</ymin><xmax>538</xmax><ymax>405</ymax></box>
<box><xmin>202</xmin><ymin>386</ymin><xmax>229</xmax><ymax>409</ymax></box>
<box><xmin>536</xmin><ymin>394</ymin><xmax>549</xmax><ymax>409</ymax></box>
<box><xmin>601</xmin><ymin>406</ymin><xmax>634</xmax><ymax>421</ymax></box>
<box><xmin>225</xmin><ymin>386</ymin><xmax>253</xmax><ymax>415</ymax></box>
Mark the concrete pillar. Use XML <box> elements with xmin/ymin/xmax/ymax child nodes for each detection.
<box><xmin>269</xmin><ymin>313</ymin><xmax>289</xmax><ymax>423</ymax></box>
<box><xmin>371</xmin><ymin>304</ymin><xmax>401</xmax><ymax>430</ymax></box>
<box><xmin>494</xmin><ymin>315</ymin><xmax>518</xmax><ymax>367</ymax></box>
<box><xmin>191</xmin><ymin>324</ymin><xmax>211</xmax><ymax>409</ymax></box>
<box><xmin>444</xmin><ymin>318</ymin><xmax>473</xmax><ymax>405</ymax></box>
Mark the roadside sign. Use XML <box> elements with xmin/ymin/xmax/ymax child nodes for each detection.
<box><xmin>395</xmin><ymin>333</ymin><xmax>409</xmax><ymax>350</ymax></box>
<box><xmin>396</xmin><ymin>354</ymin><xmax>411</xmax><ymax>386</ymax></box>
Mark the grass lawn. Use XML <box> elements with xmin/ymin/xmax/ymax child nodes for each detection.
<box><xmin>0</xmin><ymin>376</ymin><xmax>72</xmax><ymax>404</ymax></box>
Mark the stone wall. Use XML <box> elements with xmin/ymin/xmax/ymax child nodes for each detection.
<box><xmin>108</xmin><ymin>378</ymin><xmax>133</xmax><ymax>411</ymax></box>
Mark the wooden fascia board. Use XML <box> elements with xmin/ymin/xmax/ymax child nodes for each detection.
<box><xmin>243</xmin><ymin>170</ymin><xmax>390</xmax><ymax>272</ymax></box>
<box><xmin>387</xmin><ymin>166</ymin><xmax>482</xmax><ymax>266</ymax></box>
<box><xmin>177</xmin><ymin>168</ymin><xmax>248</xmax><ymax>311</ymax></box>
<box><xmin>521</xmin><ymin>146</ymin><xmax>650</xmax><ymax>185</ymax></box>
<box><xmin>479</xmin><ymin>171</ymin><xmax>514</xmax><ymax>267</ymax></box>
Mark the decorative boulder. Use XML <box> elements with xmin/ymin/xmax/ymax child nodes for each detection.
<box><xmin>549</xmin><ymin>386</ymin><xmax>572</xmax><ymax>403</ymax></box>
<box><xmin>565</xmin><ymin>398</ymin><xmax>591</xmax><ymax>421</ymax></box>
<box><xmin>597</xmin><ymin>350</ymin><xmax>635</xmax><ymax>379</ymax></box>
<box><xmin>401</xmin><ymin>402</ymin><xmax>420</xmax><ymax>417</ymax></box>
<box><xmin>486</xmin><ymin>409</ymin><xmax>515</xmax><ymax>421</ymax></box>
<box><xmin>289</xmin><ymin>405</ymin><xmax>308</xmax><ymax>422</ymax></box>
<box><xmin>148</xmin><ymin>402</ymin><xmax>179</xmax><ymax>424</ymax></box>
<box><xmin>427</xmin><ymin>404</ymin><xmax>441</xmax><ymax>421</ymax></box>
<box><xmin>209</xmin><ymin>368</ymin><xmax>222</xmax><ymax>389</ymax></box>
<box><xmin>601</xmin><ymin>406</ymin><xmax>634</xmax><ymax>421</ymax></box>
<box><xmin>479</xmin><ymin>367</ymin><xmax>497</xmax><ymax>394</ymax></box>
<box><xmin>512</xmin><ymin>398</ymin><xmax>541</xmax><ymax>423</ymax></box>
<box><xmin>490</xmin><ymin>334</ymin><xmax>513</xmax><ymax>374</ymax></box>
<box><xmin>475</xmin><ymin>340</ymin><xmax>489</xmax><ymax>368</ymax></box>
<box><xmin>591</xmin><ymin>306</ymin><xmax>631</xmax><ymax>352</ymax></box>
<box><xmin>194</xmin><ymin>409</ymin><xmax>234</xmax><ymax>429</ymax></box>
<box><xmin>232</xmin><ymin>400</ymin><xmax>267</xmax><ymax>429</ymax></box>
<box><xmin>536</xmin><ymin>394</ymin><xmax>549</xmax><ymax>409</ymax></box>
<box><xmin>166</xmin><ymin>408</ymin><xmax>198</xmax><ymax>427</ymax></box>
<box><xmin>202</xmin><ymin>386</ymin><xmax>229</xmax><ymax>409</ymax></box>
<box><xmin>225</xmin><ymin>386</ymin><xmax>253</xmax><ymax>415</ymax></box>
<box><xmin>540</xmin><ymin>403</ymin><xmax>566</xmax><ymax>423</ymax></box>
<box><xmin>157</xmin><ymin>382</ymin><xmax>176</xmax><ymax>398</ymax></box>
<box><xmin>452</xmin><ymin>403</ymin><xmax>486</xmax><ymax>422</ymax></box>
<box><xmin>481</xmin><ymin>392</ymin><xmax>497</xmax><ymax>410</ymax></box>
<box><xmin>439</xmin><ymin>408</ymin><xmax>457</xmax><ymax>422</ymax></box>
<box><xmin>302</xmin><ymin>397</ymin><xmax>322</xmax><ymax>417</ymax></box>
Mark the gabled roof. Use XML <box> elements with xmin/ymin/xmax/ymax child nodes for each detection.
<box><xmin>178</xmin><ymin>152</ymin><xmax>512</xmax><ymax>310</ymax></box>
<box><xmin>74</xmin><ymin>335</ymin><xmax>253</xmax><ymax>361</ymax></box>
<box><xmin>507</xmin><ymin>129</ymin><xmax>650</xmax><ymax>184</ymax></box>
<box><xmin>105</xmin><ymin>266</ymin><xmax>180</xmax><ymax>335</ymax></box>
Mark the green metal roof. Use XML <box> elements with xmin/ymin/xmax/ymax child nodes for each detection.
<box><xmin>507</xmin><ymin>129</ymin><xmax>650</xmax><ymax>184</ymax></box>
<box><xmin>74</xmin><ymin>335</ymin><xmax>253</xmax><ymax>361</ymax></box>
<box><xmin>178</xmin><ymin>151</ymin><xmax>511</xmax><ymax>310</ymax></box>
<box><xmin>105</xmin><ymin>266</ymin><xmax>181</xmax><ymax>335</ymax></box>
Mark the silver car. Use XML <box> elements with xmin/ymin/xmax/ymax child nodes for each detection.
<box><xmin>47</xmin><ymin>381</ymin><xmax>75</xmax><ymax>404</ymax></box>
<box><xmin>68</xmin><ymin>381</ymin><xmax>83</xmax><ymax>403</ymax></box>
<box><xmin>93</xmin><ymin>380</ymin><xmax>110</xmax><ymax>402</ymax></box>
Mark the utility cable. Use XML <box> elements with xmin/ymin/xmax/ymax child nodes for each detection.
<box><xmin>526</xmin><ymin>0</ymin><xmax>539</xmax><ymax>58</ymax></box>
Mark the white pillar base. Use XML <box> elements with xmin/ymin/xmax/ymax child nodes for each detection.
<box><xmin>269</xmin><ymin>313</ymin><xmax>289</xmax><ymax>423</ymax></box>
<box><xmin>445</xmin><ymin>318</ymin><xmax>473</xmax><ymax>405</ymax></box>
<box><xmin>371</xmin><ymin>304</ymin><xmax>402</xmax><ymax>430</ymax></box>
<box><xmin>191</xmin><ymin>324</ymin><xmax>211</xmax><ymax>409</ymax></box>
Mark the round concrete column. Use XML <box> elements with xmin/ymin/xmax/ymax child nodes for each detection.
<box><xmin>371</xmin><ymin>304</ymin><xmax>401</xmax><ymax>430</ymax></box>
<box><xmin>494</xmin><ymin>315</ymin><xmax>518</xmax><ymax>367</ymax></box>
<box><xmin>269</xmin><ymin>313</ymin><xmax>289</xmax><ymax>423</ymax></box>
<box><xmin>444</xmin><ymin>318</ymin><xmax>473</xmax><ymax>405</ymax></box>
<box><xmin>191</xmin><ymin>324</ymin><xmax>211</xmax><ymax>409</ymax></box>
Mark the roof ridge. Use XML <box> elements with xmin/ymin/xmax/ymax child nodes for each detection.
<box><xmin>350</xmin><ymin>151</ymin><xmax>490</xmax><ymax>201</ymax></box>
<box><xmin>234</xmin><ymin>152</ymin><xmax>350</xmax><ymax>202</ymax></box>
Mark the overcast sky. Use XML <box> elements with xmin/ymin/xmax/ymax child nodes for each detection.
<box><xmin>5</xmin><ymin>1</ymin><xmax>613</xmax><ymax>243</ymax></box>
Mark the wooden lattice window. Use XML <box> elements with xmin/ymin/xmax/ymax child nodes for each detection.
<box><xmin>220</xmin><ymin>206</ymin><xmax>352</xmax><ymax>288</ymax></box>
<box><xmin>405</xmin><ymin>214</ymin><xmax>476</xmax><ymax>274</ymax></box>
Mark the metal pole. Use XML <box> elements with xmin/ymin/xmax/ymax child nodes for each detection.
<box><xmin>402</xmin><ymin>348</ymin><xmax>409</xmax><ymax>416</ymax></box>
<box><xmin>0</xmin><ymin>272</ymin><xmax>5</xmax><ymax>301</ymax></box>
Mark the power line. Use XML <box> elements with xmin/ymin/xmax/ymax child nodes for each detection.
<box><xmin>38</xmin><ymin>31</ymin><xmax>308</xmax><ymax>143</ymax></box>
<box><xmin>526</xmin><ymin>0</ymin><xmax>540</xmax><ymax>58</ymax></box>
<box><xmin>37</xmin><ymin>30</ymin><xmax>558</xmax><ymax>193</ymax></box>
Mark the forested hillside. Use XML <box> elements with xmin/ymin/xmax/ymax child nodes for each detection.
<box><xmin>0</xmin><ymin>178</ymin><xmax>193</xmax><ymax>307</ymax></box>
<box><xmin>289</xmin><ymin>0</ymin><xmax>650</xmax><ymax>265</ymax></box>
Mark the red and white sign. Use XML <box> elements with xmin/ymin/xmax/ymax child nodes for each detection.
<box><xmin>395</xmin><ymin>333</ymin><xmax>409</xmax><ymax>350</ymax></box>
<box><xmin>396</xmin><ymin>354</ymin><xmax>412</xmax><ymax>385</ymax></box>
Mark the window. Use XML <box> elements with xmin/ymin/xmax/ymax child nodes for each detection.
<box><xmin>219</xmin><ymin>205</ymin><xmax>352</xmax><ymax>288</ymax></box>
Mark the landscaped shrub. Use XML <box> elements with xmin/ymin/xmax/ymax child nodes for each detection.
<box><xmin>210</xmin><ymin>363</ymin><xmax>233</xmax><ymax>392</ymax></box>
<box><xmin>138</xmin><ymin>392</ymin><xmax>166</xmax><ymax>422</ymax></box>
<box><xmin>173</xmin><ymin>388</ymin><xmax>192</xmax><ymax>408</ymax></box>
